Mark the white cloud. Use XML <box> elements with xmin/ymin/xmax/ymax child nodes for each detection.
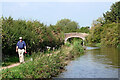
<box><xmin>1</xmin><ymin>0</ymin><xmax>119</xmax><ymax>2</ymax></box>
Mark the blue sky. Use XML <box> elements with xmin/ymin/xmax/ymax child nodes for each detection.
<box><xmin>2</xmin><ymin>2</ymin><xmax>115</xmax><ymax>27</ymax></box>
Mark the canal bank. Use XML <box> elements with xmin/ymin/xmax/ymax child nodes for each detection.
<box><xmin>2</xmin><ymin>41</ymin><xmax>84</xmax><ymax>78</ymax></box>
<box><xmin>58</xmin><ymin>46</ymin><xmax>120</xmax><ymax>78</ymax></box>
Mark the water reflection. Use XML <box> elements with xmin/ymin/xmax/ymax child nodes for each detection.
<box><xmin>91</xmin><ymin>47</ymin><xmax>120</xmax><ymax>68</ymax></box>
<box><xmin>86</xmin><ymin>46</ymin><xmax>100</xmax><ymax>50</ymax></box>
<box><xmin>58</xmin><ymin>46</ymin><xmax>120</xmax><ymax>78</ymax></box>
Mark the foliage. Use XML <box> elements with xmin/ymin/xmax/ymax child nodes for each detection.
<box><xmin>2</xmin><ymin>43</ymin><xmax>84</xmax><ymax>78</ymax></box>
<box><xmin>87</xmin><ymin>22</ymin><xmax>120</xmax><ymax>47</ymax></box>
<box><xmin>2</xmin><ymin>50</ymin><xmax>63</xmax><ymax>78</ymax></box>
<box><xmin>2</xmin><ymin>54</ymin><xmax>32</xmax><ymax>67</ymax></box>
<box><xmin>68</xmin><ymin>38</ymin><xmax>83</xmax><ymax>45</ymax></box>
<box><xmin>2</xmin><ymin>17</ymin><xmax>40</xmax><ymax>56</ymax></box>
<box><xmin>76</xmin><ymin>26</ymin><xmax>90</xmax><ymax>33</ymax></box>
<box><xmin>103</xmin><ymin>1</ymin><xmax>120</xmax><ymax>23</ymax></box>
<box><xmin>65</xmin><ymin>42</ymin><xmax>71</xmax><ymax>47</ymax></box>
<box><xmin>101</xmin><ymin>23</ymin><xmax>120</xmax><ymax>46</ymax></box>
<box><xmin>87</xmin><ymin>25</ymin><xmax>103</xmax><ymax>43</ymax></box>
<box><xmin>95</xmin><ymin>43</ymin><xmax>101</xmax><ymax>47</ymax></box>
<box><xmin>56</xmin><ymin>18</ymin><xmax>79</xmax><ymax>33</ymax></box>
<box><xmin>2</xmin><ymin>16</ymin><xmax>64</xmax><ymax>62</ymax></box>
<box><xmin>87</xmin><ymin>2</ymin><xmax>120</xmax><ymax>47</ymax></box>
<box><xmin>70</xmin><ymin>41</ymin><xmax>84</xmax><ymax>57</ymax></box>
<box><xmin>2</xmin><ymin>56</ymin><xmax>19</xmax><ymax>66</ymax></box>
<box><xmin>91</xmin><ymin>17</ymin><xmax>105</xmax><ymax>27</ymax></box>
<box><xmin>56</xmin><ymin>18</ymin><xmax>90</xmax><ymax>33</ymax></box>
<box><xmin>118</xmin><ymin>44</ymin><xmax>120</xmax><ymax>48</ymax></box>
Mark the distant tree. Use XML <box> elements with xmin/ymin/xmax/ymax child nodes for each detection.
<box><xmin>86</xmin><ymin>1</ymin><xmax>120</xmax><ymax>47</ymax></box>
<box><xmin>56</xmin><ymin>19</ymin><xmax>79</xmax><ymax>33</ymax></box>
<box><xmin>101</xmin><ymin>23</ymin><xmax>120</xmax><ymax>46</ymax></box>
<box><xmin>91</xmin><ymin>17</ymin><xmax>105</xmax><ymax>27</ymax></box>
<box><xmin>103</xmin><ymin>1</ymin><xmax>120</xmax><ymax>23</ymax></box>
<box><xmin>76</xmin><ymin>26</ymin><xmax>90</xmax><ymax>33</ymax></box>
<box><xmin>87</xmin><ymin>17</ymin><xmax>104</xmax><ymax>43</ymax></box>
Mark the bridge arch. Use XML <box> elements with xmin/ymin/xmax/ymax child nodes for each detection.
<box><xmin>65</xmin><ymin>36</ymin><xmax>85</xmax><ymax>43</ymax></box>
<box><xmin>64</xmin><ymin>33</ymin><xmax>89</xmax><ymax>45</ymax></box>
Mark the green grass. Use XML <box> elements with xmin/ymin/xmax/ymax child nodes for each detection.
<box><xmin>2</xmin><ymin>56</ymin><xmax>19</xmax><ymax>66</ymax></box>
<box><xmin>70</xmin><ymin>41</ymin><xmax>84</xmax><ymax>58</ymax></box>
<box><xmin>95</xmin><ymin>43</ymin><xmax>101</xmax><ymax>47</ymax></box>
<box><xmin>86</xmin><ymin>42</ymin><xmax>102</xmax><ymax>47</ymax></box>
<box><xmin>2</xmin><ymin>54</ymin><xmax>32</xmax><ymax>67</ymax></box>
<box><xmin>2</xmin><ymin>50</ymin><xmax>65</xmax><ymax>78</ymax></box>
<box><xmin>117</xmin><ymin>44</ymin><xmax>120</xmax><ymax>48</ymax></box>
<box><xmin>65</xmin><ymin>41</ymin><xmax>71</xmax><ymax>47</ymax></box>
<box><xmin>2</xmin><ymin>43</ymin><xmax>84</xmax><ymax>78</ymax></box>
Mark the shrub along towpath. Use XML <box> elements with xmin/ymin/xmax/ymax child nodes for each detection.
<box><xmin>0</xmin><ymin>45</ymin><xmax>72</xmax><ymax>71</ymax></box>
<box><xmin>2</xmin><ymin>41</ymin><xmax>84</xmax><ymax>78</ymax></box>
<box><xmin>1</xmin><ymin>46</ymin><xmax>61</xmax><ymax>70</ymax></box>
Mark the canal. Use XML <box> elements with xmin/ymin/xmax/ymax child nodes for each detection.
<box><xmin>58</xmin><ymin>46</ymin><xmax>120</xmax><ymax>78</ymax></box>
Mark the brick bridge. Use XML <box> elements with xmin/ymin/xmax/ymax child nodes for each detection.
<box><xmin>64</xmin><ymin>33</ymin><xmax>89</xmax><ymax>44</ymax></box>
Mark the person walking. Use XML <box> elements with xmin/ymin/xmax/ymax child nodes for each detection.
<box><xmin>16</xmin><ymin>37</ymin><xmax>26</xmax><ymax>63</ymax></box>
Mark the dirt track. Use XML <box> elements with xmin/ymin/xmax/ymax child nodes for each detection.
<box><xmin>0</xmin><ymin>63</ymin><xmax>20</xmax><ymax>71</ymax></box>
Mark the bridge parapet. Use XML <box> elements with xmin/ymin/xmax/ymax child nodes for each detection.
<box><xmin>64</xmin><ymin>33</ymin><xmax>89</xmax><ymax>43</ymax></box>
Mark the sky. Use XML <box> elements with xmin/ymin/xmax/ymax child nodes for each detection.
<box><xmin>1</xmin><ymin>0</ymin><xmax>119</xmax><ymax>27</ymax></box>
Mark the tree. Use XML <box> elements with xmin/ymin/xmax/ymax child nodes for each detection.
<box><xmin>56</xmin><ymin>19</ymin><xmax>79</xmax><ymax>33</ymax></box>
<box><xmin>76</xmin><ymin>26</ymin><xmax>90</xmax><ymax>33</ymax></box>
<box><xmin>91</xmin><ymin>17</ymin><xmax>105</xmax><ymax>27</ymax></box>
<box><xmin>101</xmin><ymin>23</ymin><xmax>120</xmax><ymax>46</ymax></box>
<box><xmin>103</xmin><ymin>1</ymin><xmax>120</xmax><ymax>23</ymax></box>
<box><xmin>87</xmin><ymin>17</ymin><xmax>104</xmax><ymax>43</ymax></box>
<box><xmin>87</xmin><ymin>1</ymin><xmax>120</xmax><ymax>47</ymax></box>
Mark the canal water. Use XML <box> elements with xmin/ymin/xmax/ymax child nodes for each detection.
<box><xmin>58</xmin><ymin>46</ymin><xmax>120</xmax><ymax>78</ymax></box>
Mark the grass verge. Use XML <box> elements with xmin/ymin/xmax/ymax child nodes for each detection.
<box><xmin>2</xmin><ymin>42</ymin><xmax>84</xmax><ymax>78</ymax></box>
<box><xmin>2</xmin><ymin>54</ymin><xmax>32</xmax><ymax>67</ymax></box>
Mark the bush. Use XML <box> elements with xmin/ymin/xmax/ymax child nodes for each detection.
<box><xmin>87</xmin><ymin>23</ymin><xmax>120</xmax><ymax>47</ymax></box>
<box><xmin>101</xmin><ymin>23</ymin><xmax>120</xmax><ymax>47</ymax></box>
<box><xmin>65</xmin><ymin>42</ymin><xmax>71</xmax><ymax>47</ymax></box>
<box><xmin>73</xmin><ymin>41</ymin><xmax>84</xmax><ymax>53</ymax></box>
<box><xmin>87</xmin><ymin>1</ymin><xmax>120</xmax><ymax>47</ymax></box>
<box><xmin>2</xmin><ymin>51</ymin><xmax>65</xmax><ymax>78</ymax></box>
<box><xmin>2</xmin><ymin>16</ymin><xmax>64</xmax><ymax>60</ymax></box>
<box><xmin>2</xmin><ymin>45</ymin><xmax>73</xmax><ymax>78</ymax></box>
<box><xmin>70</xmin><ymin>41</ymin><xmax>84</xmax><ymax>58</ymax></box>
<box><xmin>2</xmin><ymin>41</ymin><xmax>85</xmax><ymax>78</ymax></box>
